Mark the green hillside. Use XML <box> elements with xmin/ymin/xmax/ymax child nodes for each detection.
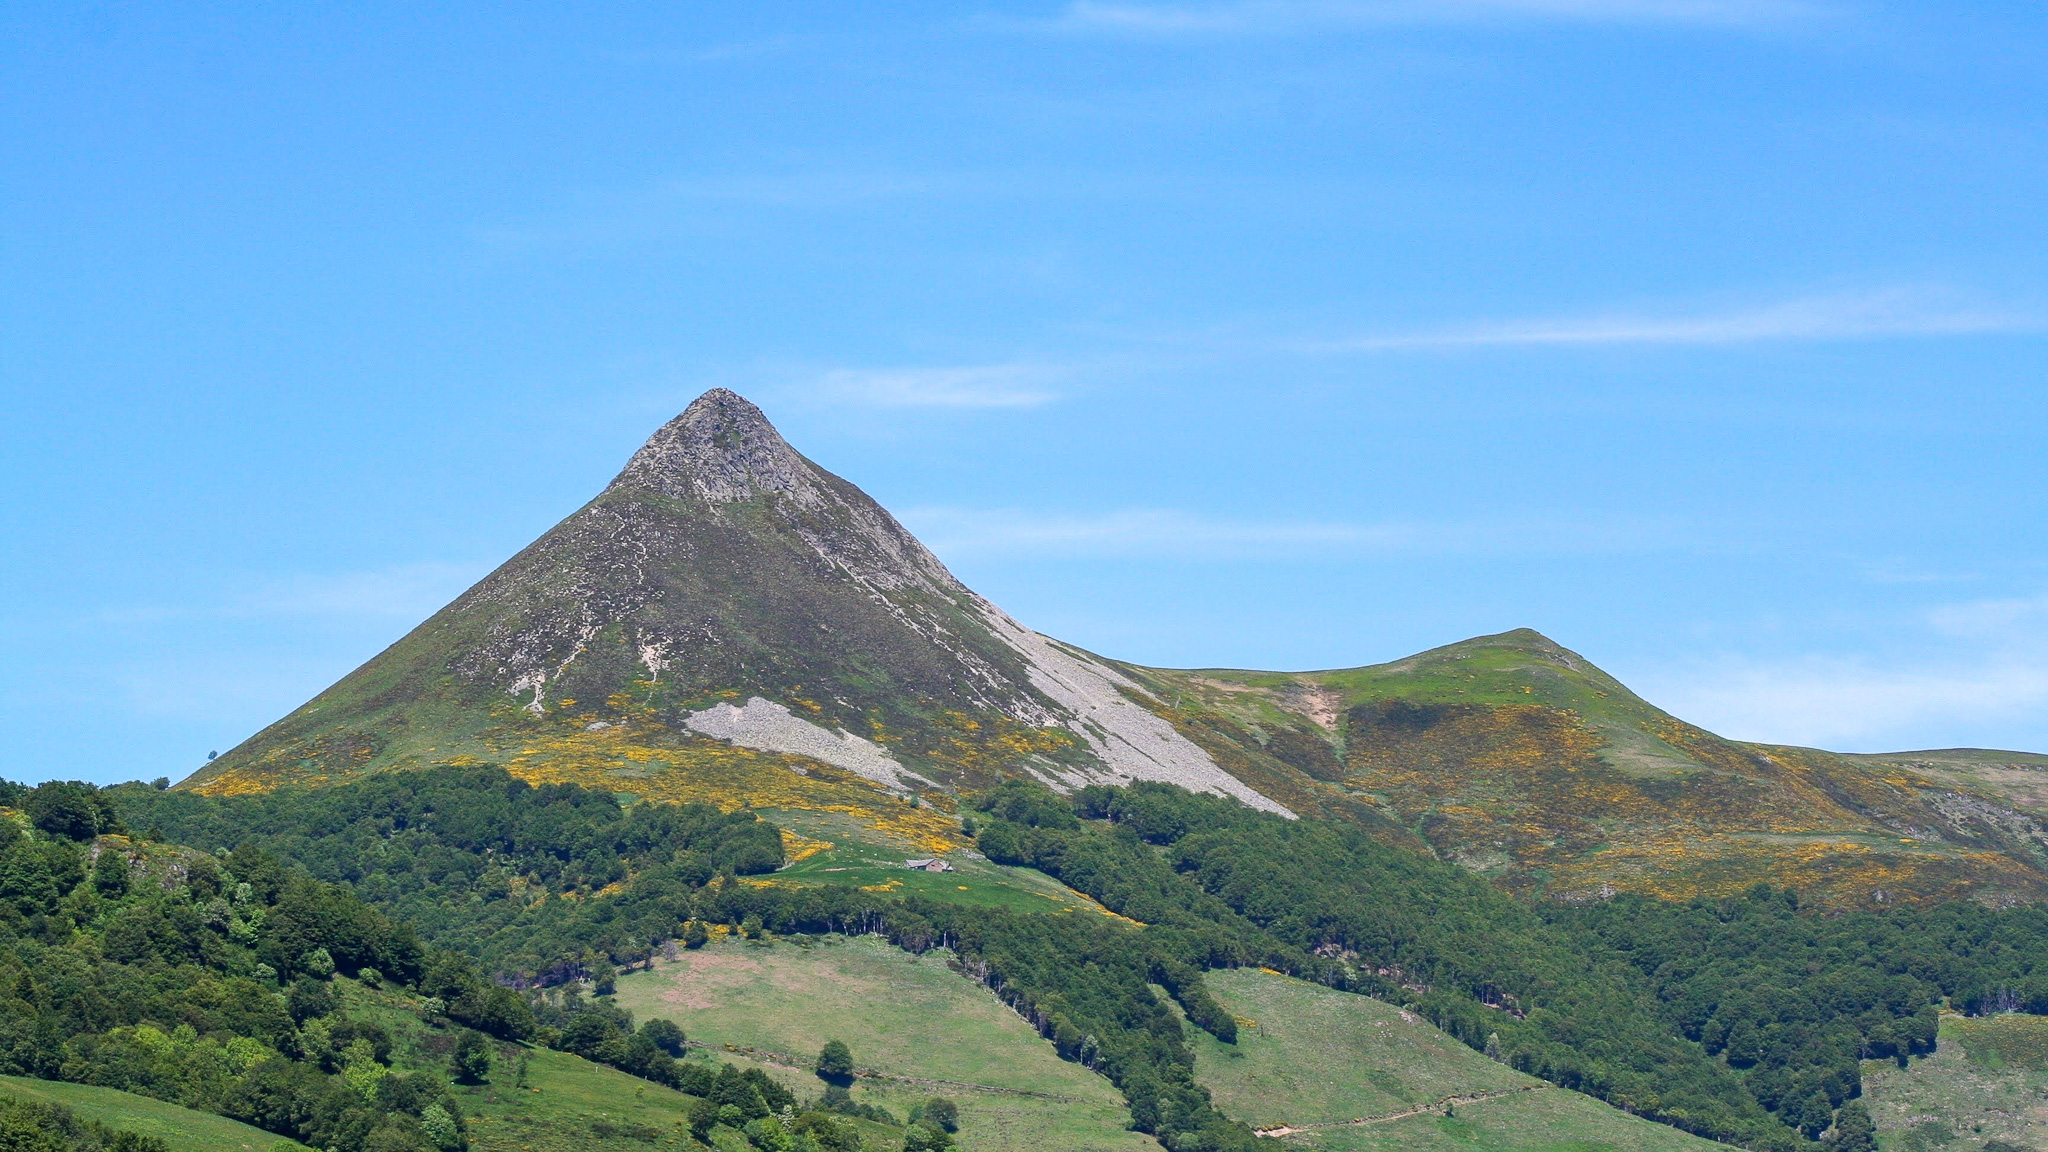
<box><xmin>103</xmin><ymin>391</ymin><xmax>2048</xmax><ymax>1152</ymax></box>
<box><xmin>1130</xmin><ymin>629</ymin><xmax>2048</xmax><ymax>905</ymax></box>
<box><xmin>1184</xmin><ymin>969</ymin><xmax>1729</xmax><ymax>1152</ymax></box>
<box><xmin>0</xmin><ymin>1076</ymin><xmax>304</xmax><ymax>1152</ymax></box>
<box><xmin>1859</xmin><ymin>1014</ymin><xmax>2048</xmax><ymax>1152</ymax></box>
<box><xmin>611</xmin><ymin>934</ymin><xmax>1152</xmax><ymax>1152</ymax></box>
<box><xmin>177</xmin><ymin>391</ymin><xmax>2048</xmax><ymax>909</ymax></box>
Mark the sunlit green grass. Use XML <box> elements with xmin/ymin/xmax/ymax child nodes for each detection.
<box><xmin>1861</xmin><ymin>1015</ymin><xmax>2048</xmax><ymax>1152</ymax></box>
<box><xmin>0</xmin><ymin>1075</ymin><xmax>306</xmax><ymax>1152</ymax></box>
<box><xmin>613</xmin><ymin>934</ymin><xmax>1152</xmax><ymax>1152</ymax></box>
<box><xmin>1185</xmin><ymin>968</ymin><xmax>1726</xmax><ymax>1152</ymax></box>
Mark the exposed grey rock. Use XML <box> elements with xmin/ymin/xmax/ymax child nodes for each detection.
<box><xmin>684</xmin><ymin>696</ymin><xmax>920</xmax><ymax>790</ymax></box>
<box><xmin>212</xmin><ymin>387</ymin><xmax>1290</xmax><ymax>816</ymax></box>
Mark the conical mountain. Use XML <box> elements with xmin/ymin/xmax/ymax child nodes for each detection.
<box><xmin>191</xmin><ymin>391</ymin><xmax>2048</xmax><ymax>907</ymax></box>
<box><xmin>192</xmin><ymin>389</ymin><xmax>1287</xmax><ymax>815</ymax></box>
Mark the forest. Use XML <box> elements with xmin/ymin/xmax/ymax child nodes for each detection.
<box><xmin>4</xmin><ymin>767</ymin><xmax>2046</xmax><ymax>1152</ymax></box>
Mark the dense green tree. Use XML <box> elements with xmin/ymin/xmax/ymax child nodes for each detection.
<box><xmin>26</xmin><ymin>782</ymin><xmax>116</xmax><ymax>842</ymax></box>
<box><xmin>89</xmin><ymin>850</ymin><xmax>128</xmax><ymax>899</ymax></box>
<box><xmin>816</xmin><ymin>1039</ymin><xmax>853</xmax><ymax>1082</ymax></box>
<box><xmin>640</xmin><ymin>1018</ymin><xmax>686</xmax><ymax>1056</ymax></box>
<box><xmin>687</xmin><ymin>1098</ymin><xmax>719</xmax><ymax>1142</ymax></box>
<box><xmin>449</xmin><ymin>1031</ymin><xmax>491</xmax><ymax>1085</ymax></box>
<box><xmin>1826</xmin><ymin>1101</ymin><xmax>1875</xmax><ymax>1152</ymax></box>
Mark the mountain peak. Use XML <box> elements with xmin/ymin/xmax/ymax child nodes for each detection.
<box><xmin>608</xmin><ymin>388</ymin><xmax>815</xmax><ymax>505</ymax></box>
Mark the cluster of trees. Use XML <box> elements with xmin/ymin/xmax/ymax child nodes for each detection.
<box><xmin>668</xmin><ymin>883</ymin><xmax>1260</xmax><ymax>1152</ymax></box>
<box><xmin>1550</xmin><ymin>888</ymin><xmax>2048</xmax><ymax>1135</ymax></box>
<box><xmin>522</xmin><ymin>989</ymin><xmax>877</xmax><ymax>1150</ymax></box>
<box><xmin>0</xmin><ymin>1093</ymin><xmax>169</xmax><ymax>1152</ymax></box>
<box><xmin>61</xmin><ymin>763</ymin><xmax>2048</xmax><ymax>1152</ymax></box>
<box><xmin>0</xmin><ymin>781</ymin><xmax>530</xmax><ymax>1152</ymax></box>
<box><xmin>978</xmin><ymin>780</ymin><xmax>2048</xmax><ymax>1151</ymax></box>
<box><xmin>106</xmin><ymin>765</ymin><xmax>785</xmax><ymax>980</ymax></box>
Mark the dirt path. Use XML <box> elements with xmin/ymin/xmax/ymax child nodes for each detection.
<box><xmin>1252</xmin><ymin>1084</ymin><xmax>1550</xmax><ymax>1138</ymax></box>
<box><xmin>692</xmin><ymin>1041</ymin><xmax>1079</xmax><ymax>1101</ymax></box>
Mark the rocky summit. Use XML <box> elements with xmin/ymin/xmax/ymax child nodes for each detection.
<box><xmin>191</xmin><ymin>389</ymin><xmax>1288</xmax><ymax>816</ymax></box>
<box><xmin>190</xmin><ymin>389</ymin><xmax>2048</xmax><ymax>906</ymax></box>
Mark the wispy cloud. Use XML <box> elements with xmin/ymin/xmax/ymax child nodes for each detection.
<box><xmin>1310</xmin><ymin>287</ymin><xmax>2042</xmax><ymax>351</ymax></box>
<box><xmin>1649</xmin><ymin>656</ymin><xmax>2048</xmax><ymax>749</ymax></box>
<box><xmin>1643</xmin><ymin>588</ymin><xmax>2048</xmax><ymax>749</ymax></box>
<box><xmin>901</xmin><ymin>506</ymin><xmax>1687</xmax><ymax>560</ymax></box>
<box><xmin>102</xmin><ymin>563</ymin><xmax>484</xmax><ymax>626</ymax></box>
<box><xmin>805</xmin><ymin>365</ymin><xmax>1066</xmax><ymax>409</ymax></box>
<box><xmin>1057</xmin><ymin>0</ymin><xmax>1825</xmax><ymax>35</ymax></box>
<box><xmin>1929</xmin><ymin>592</ymin><xmax>2048</xmax><ymax>642</ymax></box>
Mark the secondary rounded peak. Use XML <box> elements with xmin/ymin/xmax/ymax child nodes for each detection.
<box><xmin>605</xmin><ymin>388</ymin><xmax>817</xmax><ymax>504</ymax></box>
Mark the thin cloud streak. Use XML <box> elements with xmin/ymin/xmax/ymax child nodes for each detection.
<box><xmin>1058</xmin><ymin>0</ymin><xmax>1825</xmax><ymax>35</ymax></box>
<box><xmin>1649</xmin><ymin>656</ymin><xmax>2048</xmax><ymax>749</ymax></box>
<box><xmin>1643</xmin><ymin>587</ymin><xmax>2048</xmax><ymax>749</ymax></box>
<box><xmin>101</xmin><ymin>563</ymin><xmax>485</xmax><ymax>626</ymax></box>
<box><xmin>1930</xmin><ymin>592</ymin><xmax>2048</xmax><ymax>641</ymax></box>
<box><xmin>810</xmin><ymin>365</ymin><xmax>1065</xmax><ymax>409</ymax></box>
<box><xmin>902</xmin><ymin>506</ymin><xmax>1689</xmax><ymax>560</ymax></box>
<box><xmin>1313</xmin><ymin>288</ymin><xmax>2042</xmax><ymax>351</ymax></box>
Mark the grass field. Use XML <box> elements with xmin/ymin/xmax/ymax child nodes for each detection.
<box><xmin>330</xmin><ymin>975</ymin><xmax>727</xmax><ymax>1152</ymax></box>
<box><xmin>611</xmin><ymin>933</ymin><xmax>1153</xmax><ymax>1152</ymax></box>
<box><xmin>759</xmin><ymin>807</ymin><xmax>1131</xmax><ymax>916</ymax></box>
<box><xmin>0</xmin><ymin>1075</ymin><xmax>305</xmax><ymax>1152</ymax></box>
<box><xmin>1185</xmin><ymin>968</ymin><xmax>1727</xmax><ymax>1152</ymax></box>
<box><xmin>457</xmin><ymin>1046</ymin><xmax>713</xmax><ymax>1152</ymax></box>
<box><xmin>1861</xmin><ymin>1015</ymin><xmax>2048</xmax><ymax>1152</ymax></box>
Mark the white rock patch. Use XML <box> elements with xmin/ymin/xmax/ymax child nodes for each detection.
<box><xmin>684</xmin><ymin>697</ymin><xmax>921</xmax><ymax>791</ymax></box>
<box><xmin>974</xmin><ymin>602</ymin><xmax>1295</xmax><ymax>817</ymax></box>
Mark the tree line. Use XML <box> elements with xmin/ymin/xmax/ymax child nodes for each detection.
<box><xmin>70</xmin><ymin>766</ymin><xmax>2048</xmax><ymax>1152</ymax></box>
<box><xmin>975</xmin><ymin>780</ymin><xmax>2048</xmax><ymax>1151</ymax></box>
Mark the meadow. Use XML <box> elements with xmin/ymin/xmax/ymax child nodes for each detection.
<box><xmin>1861</xmin><ymin>1015</ymin><xmax>2048</xmax><ymax>1152</ymax></box>
<box><xmin>760</xmin><ymin>809</ymin><xmax>1132</xmax><ymax>915</ymax></box>
<box><xmin>611</xmin><ymin>933</ymin><xmax>1153</xmax><ymax>1152</ymax></box>
<box><xmin>0</xmin><ymin>1075</ymin><xmax>305</xmax><ymax>1152</ymax></box>
<box><xmin>330</xmin><ymin>975</ymin><xmax>719</xmax><ymax>1152</ymax></box>
<box><xmin>1185</xmin><ymin>968</ymin><xmax>1730</xmax><ymax>1152</ymax></box>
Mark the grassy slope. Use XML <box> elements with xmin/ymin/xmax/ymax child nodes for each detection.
<box><xmin>761</xmin><ymin>809</ymin><xmax>1136</xmax><ymax>917</ymax></box>
<box><xmin>610</xmin><ymin>934</ymin><xmax>1154</xmax><ymax>1152</ymax></box>
<box><xmin>1848</xmin><ymin>749</ymin><xmax>2048</xmax><ymax>818</ymax></box>
<box><xmin>329</xmin><ymin>973</ymin><xmax>748</xmax><ymax>1152</ymax></box>
<box><xmin>0</xmin><ymin>1075</ymin><xmax>306</xmax><ymax>1152</ymax></box>
<box><xmin>1185</xmin><ymin>969</ymin><xmax>1729</xmax><ymax>1152</ymax></box>
<box><xmin>1133</xmin><ymin>630</ymin><xmax>2048</xmax><ymax>906</ymax></box>
<box><xmin>1860</xmin><ymin>1015</ymin><xmax>2048</xmax><ymax>1152</ymax></box>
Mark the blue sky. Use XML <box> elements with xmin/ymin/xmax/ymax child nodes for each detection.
<box><xmin>4</xmin><ymin>2</ymin><xmax>2045</xmax><ymax>785</ymax></box>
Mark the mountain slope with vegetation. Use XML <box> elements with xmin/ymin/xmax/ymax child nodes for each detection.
<box><xmin>187</xmin><ymin>389</ymin><xmax>1281</xmax><ymax>821</ymax></box>
<box><xmin>103</xmin><ymin>389</ymin><xmax>2048</xmax><ymax>1150</ymax></box>
<box><xmin>1127</xmin><ymin>630</ymin><xmax>2048</xmax><ymax>906</ymax></box>
<box><xmin>178</xmin><ymin>390</ymin><xmax>2048</xmax><ymax>908</ymax></box>
<box><xmin>87</xmin><ymin>763</ymin><xmax>2048</xmax><ymax>1152</ymax></box>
